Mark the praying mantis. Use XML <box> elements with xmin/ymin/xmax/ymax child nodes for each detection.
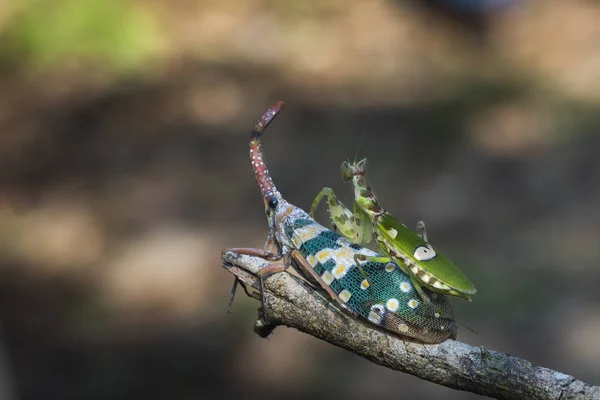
<box><xmin>311</xmin><ymin>158</ymin><xmax>477</xmax><ymax>305</ymax></box>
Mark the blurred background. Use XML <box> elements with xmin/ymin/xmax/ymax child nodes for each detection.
<box><xmin>0</xmin><ymin>0</ymin><xmax>599</xmax><ymax>398</ymax></box>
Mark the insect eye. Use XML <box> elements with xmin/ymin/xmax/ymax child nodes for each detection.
<box><xmin>341</xmin><ymin>162</ymin><xmax>353</xmax><ymax>182</ymax></box>
<box><xmin>413</xmin><ymin>244</ymin><xmax>437</xmax><ymax>261</ymax></box>
<box><xmin>267</xmin><ymin>195</ymin><xmax>278</xmax><ymax>209</ymax></box>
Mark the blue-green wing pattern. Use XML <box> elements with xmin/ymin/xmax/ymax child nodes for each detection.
<box><xmin>285</xmin><ymin>218</ymin><xmax>457</xmax><ymax>343</ymax></box>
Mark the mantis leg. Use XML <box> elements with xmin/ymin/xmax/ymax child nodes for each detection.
<box><xmin>352</xmin><ymin>203</ymin><xmax>373</xmax><ymax>244</ymax></box>
<box><xmin>311</xmin><ymin>188</ymin><xmax>377</xmax><ymax>292</ymax></box>
<box><xmin>310</xmin><ymin>187</ymin><xmax>361</xmax><ymax>242</ymax></box>
<box><xmin>352</xmin><ymin>254</ymin><xmax>377</xmax><ymax>305</ymax></box>
<box><xmin>416</xmin><ymin>220</ymin><xmax>428</xmax><ymax>242</ymax></box>
<box><xmin>408</xmin><ymin>274</ymin><xmax>434</xmax><ymax>305</ymax></box>
<box><xmin>354</xmin><ymin>253</ymin><xmax>393</xmax><ymax>265</ymax></box>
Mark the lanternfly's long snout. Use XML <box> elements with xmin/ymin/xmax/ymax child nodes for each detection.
<box><xmin>249</xmin><ymin>101</ymin><xmax>285</xmax><ymax>201</ymax></box>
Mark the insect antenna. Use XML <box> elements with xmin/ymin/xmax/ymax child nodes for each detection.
<box><xmin>351</xmin><ymin>120</ymin><xmax>369</xmax><ymax>164</ymax></box>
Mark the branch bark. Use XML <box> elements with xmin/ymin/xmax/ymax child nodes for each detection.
<box><xmin>222</xmin><ymin>250</ymin><xmax>600</xmax><ymax>400</ymax></box>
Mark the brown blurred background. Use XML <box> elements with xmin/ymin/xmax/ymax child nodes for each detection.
<box><xmin>0</xmin><ymin>0</ymin><xmax>599</xmax><ymax>398</ymax></box>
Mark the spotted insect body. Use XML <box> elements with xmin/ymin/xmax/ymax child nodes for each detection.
<box><xmin>226</xmin><ymin>102</ymin><xmax>457</xmax><ymax>344</ymax></box>
<box><xmin>285</xmin><ymin>217</ymin><xmax>456</xmax><ymax>341</ymax></box>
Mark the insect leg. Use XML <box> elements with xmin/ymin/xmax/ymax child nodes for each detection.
<box><xmin>310</xmin><ymin>187</ymin><xmax>359</xmax><ymax>242</ymax></box>
<box><xmin>225</xmin><ymin>246</ymin><xmax>283</xmax><ymax>313</ymax></box>
<box><xmin>408</xmin><ymin>274</ymin><xmax>434</xmax><ymax>304</ymax></box>
<box><xmin>257</xmin><ymin>262</ymin><xmax>289</xmax><ymax>323</ymax></box>
<box><xmin>353</xmin><ymin>254</ymin><xmax>377</xmax><ymax>305</ymax></box>
<box><xmin>354</xmin><ymin>254</ymin><xmax>394</xmax><ymax>264</ymax></box>
<box><xmin>225</xmin><ymin>247</ymin><xmax>282</xmax><ymax>261</ymax></box>
<box><xmin>409</xmin><ymin>274</ymin><xmax>469</xmax><ymax>328</ymax></box>
<box><xmin>227</xmin><ymin>278</ymin><xmax>255</xmax><ymax>313</ymax></box>
<box><xmin>352</xmin><ymin>203</ymin><xmax>373</xmax><ymax>244</ymax></box>
<box><xmin>416</xmin><ymin>220</ymin><xmax>428</xmax><ymax>242</ymax></box>
<box><xmin>291</xmin><ymin>249</ymin><xmax>355</xmax><ymax>315</ymax></box>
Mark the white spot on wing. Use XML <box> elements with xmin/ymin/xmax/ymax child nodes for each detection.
<box><xmin>386</xmin><ymin>298</ymin><xmax>399</xmax><ymax>312</ymax></box>
<box><xmin>299</xmin><ymin>225</ymin><xmax>328</xmax><ymax>243</ymax></box>
<box><xmin>332</xmin><ymin>263</ymin><xmax>349</xmax><ymax>279</ymax></box>
<box><xmin>400</xmin><ymin>282</ymin><xmax>411</xmax><ymax>293</ymax></box>
<box><xmin>414</xmin><ymin>244</ymin><xmax>436</xmax><ymax>261</ymax></box>
<box><xmin>316</xmin><ymin>249</ymin><xmax>333</xmax><ymax>263</ymax></box>
<box><xmin>292</xmin><ymin>234</ymin><xmax>303</xmax><ymax>248</ymax></box>
<box><xmin>339</xmin><ymin>289</ymin><xmax>352</xmax><ymax>303</ymax></box>
<box><xmin>306</xmin><ymin>254</ymin><xmax>318</xmax><ymax>268</ymax></box>
<box><xmin>322</xmin><ymin>271</ymin><xmax>335</xmax><ymax>285</ymax></box>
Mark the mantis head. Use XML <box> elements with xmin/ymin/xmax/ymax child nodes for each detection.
<box><xmin>341</xmin><ymin>158</ymin><xmax>368</xmax><ymax>182</ymax></box>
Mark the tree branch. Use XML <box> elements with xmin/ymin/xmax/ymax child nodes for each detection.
<box><xmin>222</xmin><ymin>250</ymin><xmax>600</xmax><ymax>400</ymax></box>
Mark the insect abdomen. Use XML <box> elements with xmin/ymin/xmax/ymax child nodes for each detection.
<box><xmin>287</xmin><ymin>218</ymin><xmax>457</xmax><ymax>343</ymax></box>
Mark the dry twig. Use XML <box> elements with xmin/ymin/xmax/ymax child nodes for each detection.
<box><xmin>222</xmin><ymin>250</ymin><xmax>600</xmax><ymax>400</ymax></box>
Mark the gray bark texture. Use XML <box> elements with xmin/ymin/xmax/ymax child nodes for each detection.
<box><xmin>222</xmin><ymin>250</ymin><xmax>600</xmax><ymax>400</ymax></box>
